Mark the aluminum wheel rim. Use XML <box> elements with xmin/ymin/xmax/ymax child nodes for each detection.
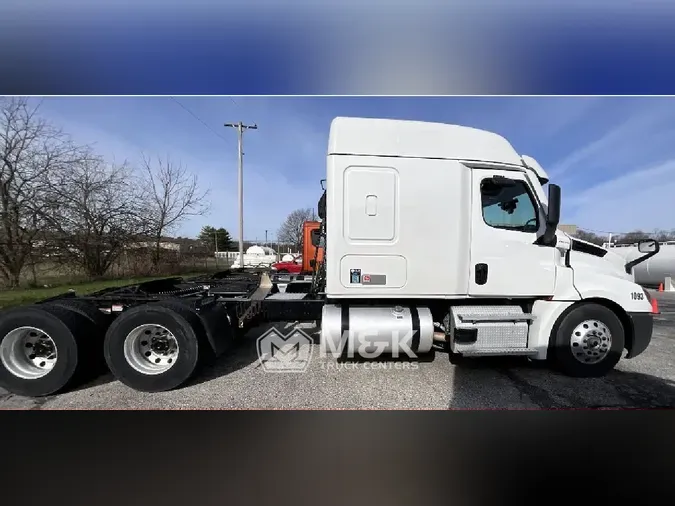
<box><xmin>570</xmin><ymin>319</ymin><xmax>612</xmax><ymax>365</ymax></box>
<box><xmin>0</xmin><ymin>326</ymin><xmax>58</xmax><ymax>380</ymax></box>
<box><xmin>123</xmin><ymin>324</ymin><xmax>179</xmax><ymax>375</ymax></box>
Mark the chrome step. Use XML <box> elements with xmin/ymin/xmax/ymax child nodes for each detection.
<box><xmin>457</xmin><ymin>313</ymin><xmax>534</xmax><ymax>323</ymax></box>
<box><xmin>449</xmin><ymin>305</ymin><xmax>531</xmax><ymax>354</ymax></box>
<box><xmin>461</xmin><ymin>348</ymin><xmax>539</xmax><ymax>356</ymax></box>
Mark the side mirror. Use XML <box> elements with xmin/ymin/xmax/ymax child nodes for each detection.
<box><xmin>535</xmin><ymin>183</ymin><xmax>561</xmax><ymax>247</ymax></box>
<box><xmin>626</xmin><ymin>238</ymin><xmax>660</xmax><ymax>274</ymax></box>
<box><xmin>310</xmin><ymin>229</ymin><xmax>321</xmax><ymax>247</ymax></box>
<box><xmin>638</xmin><ymin>238</ymin><xmax>658</xmax><ymax>254</ymax></box>
<box><xmin>317</xmin><ymin>192</ymin><xmax>326</xmax><ymax>220</ymax></box>
<box><xmin>546</xmin><ymin>184</ymin><xmax>561</xmax><ymax>226</ymax></box>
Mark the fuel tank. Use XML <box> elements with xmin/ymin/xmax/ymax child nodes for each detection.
<box><xmin>320</xmin><ymin>304</ymin><xmax>434</xmax><ymax>358</ymax></box>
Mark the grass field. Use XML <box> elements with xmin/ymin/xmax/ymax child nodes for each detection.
<box><xmin>0</xmin><ymin>273</ymin><xmax>207</xmax><ymax>309</ymax></box>
<box><xmin>0</xmin><ymin>254</ymin><xmax>233</xmax><ymax>310</ymax></box>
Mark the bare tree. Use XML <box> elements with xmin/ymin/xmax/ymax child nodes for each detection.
<box><xmin>614</xmin><ymin>230</ymin><xmax>651</xmax><ymax>245</ymax></box>
<box><xmin>277</xmin><ymin>208</ymin><xmax>317</xmax><ymax>251</ymax></box>
<box><xmin>0</xmin><ymin>97</ymin><xmax>89</xmax><ymax>287</ymax></box>
<box><xmin>44</xmin><ymin>157</ymin><xmax>144</xmax><ymax>278</ymax></box>
<box><xmin>139</xmin><ymin>155</ymin><xmax>210</xmax><ymax>268</ymax></box>
<box><xmin>653</xmin><ymin>229</ymin><xmax>675</xmax><ymax>243</ymax></box>
<box><xmin>572</xmin><ymin>229</ymin><xmax>605</xmax><ymax>246</ymax></box>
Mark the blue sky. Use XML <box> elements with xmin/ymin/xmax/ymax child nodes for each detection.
<box><xmin>36</xmin><ymin>96</ymin><xmax>675</xmax><ymax>242</ymax></box>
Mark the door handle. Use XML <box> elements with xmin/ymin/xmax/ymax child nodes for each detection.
<box><xmin>475</xmin><ymin>263</ymin><xmax>488</xmax><ymax>285</ymax></box>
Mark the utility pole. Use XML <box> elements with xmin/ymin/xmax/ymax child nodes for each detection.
<box><xmin>224</xmin><ymin>121</ymin><xmax>257</xmax><ymax>267</ymax></box>
<box><xmin>265</xmin><ymin>230</ymin><xmax>268</xmax><ymax>246</ymax></box>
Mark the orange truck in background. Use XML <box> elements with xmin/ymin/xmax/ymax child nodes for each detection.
<box><xmin>302</xmin><ymin>221</ymin><xmax>324</xmax><ymax>273</ymax></box>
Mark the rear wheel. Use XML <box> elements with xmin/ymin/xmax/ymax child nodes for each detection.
<box><xmin>43</xmin><ymin>299</ymin><xmax>111</xmax><ymax>373</ymax></box>
<box><xmin>45</xmin><ymin>299</ymin><xmax>110</xmax><ymax>330</ymax></box>
<box><xmin>104</xmin><ymin>303</ymin><xmax>204</xmax><ymax>392</ymax></box>
<box><xmin>550</xmin><ymin>303</ymin><xmax>624</xmax><ymax>377</ymax></box>
<box><xmin>0</xmin><ymin>305</ymin><xmax>96</xmax><ymax>396</ymax></box>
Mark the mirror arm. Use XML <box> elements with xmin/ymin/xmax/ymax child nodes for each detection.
<box><xmin>625</xmin><ymin>241</ymin><xmax>660</xmax><ymax>274</ymax></box>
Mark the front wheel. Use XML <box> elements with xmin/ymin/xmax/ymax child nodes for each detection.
<box><xmin>550</xmin><ymin>303</ymin><xmax>624</xmax><ymax>378</ymax></box>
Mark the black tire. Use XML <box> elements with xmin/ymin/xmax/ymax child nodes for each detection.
<box><xmin>0</xmin><ymin>305</ymin><xmax>95</xmax><ymax>396</ymax></box>
<box><xmin>44</xmin><ymin>299</ymin><xmax>111</xmax><ymax>330</ymax></box>
<box><xmin>550</xmin><ymin>303</ymin><xmax>624</xmax><ymax>377</ymax></box>
<box><xmin>42</xmin><ymin>299</ymin><xmax>112</xmax><ymax>373</ymax></box>
<box><xmin>153</xmin><ymin>300</ymin><xmax>218</xmax><ymax>363</ymax></box>
<box><xmin>103</xmin><ymin>303</ymin><xmax>204</xmax><ymax>392</ymax></box>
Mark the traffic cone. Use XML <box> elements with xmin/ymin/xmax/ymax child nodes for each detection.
<box><xmin>658</xmin><ymin>283</ymin><xmax>664</xmax><ymax>292</ymax></box>
<box><xmin>651</xmin><ymin>298</ymin><xmax>659</xmax><ymax>314</ymax></box>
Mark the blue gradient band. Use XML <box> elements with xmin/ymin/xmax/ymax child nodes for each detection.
<box><xmin>2</xmin><ymin>1</ymin><xmax>675</xmax><ymax>94</ymax></box>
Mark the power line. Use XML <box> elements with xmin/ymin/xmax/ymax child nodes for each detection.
<box><xmin>576</xmin><ymin>226</ymin><xmax>667</xmax><ymax>237</ymax></box>
<box><xmin>577</xmin><ymin>226</ymin><xmax>624</xmax><ymax>235</ymax></box>
<box><xmin>169</xmin><ymin>96</ymin><xmax>229</xmax><ymax>143</ymax></box>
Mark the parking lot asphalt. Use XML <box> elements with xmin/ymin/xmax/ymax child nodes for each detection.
<box><xmin>1</xmin><ymin>291</ymin><xmax>674</xmax><ymax>409</ymax></box>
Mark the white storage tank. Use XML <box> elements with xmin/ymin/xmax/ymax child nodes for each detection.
<box><xmin>606</xmin><ymin>242</ymin><xmax>675</xmax><ymax>287</ymax></box>
<box><xmin>231</xmin><ymin>245</ymin><xmax>278</xmax><ymax>269</ymax></box>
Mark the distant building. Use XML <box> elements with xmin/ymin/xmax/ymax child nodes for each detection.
<box><xmin>129</xmin><ymin>240</ymin><xmax>180</xmax><ymax>251</ymax></box>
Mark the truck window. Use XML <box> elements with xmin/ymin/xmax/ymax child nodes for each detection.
<box><xmin>480</xmin><ymin>178</ymin><xmax>539</xmax><ymax>232</ymax></box>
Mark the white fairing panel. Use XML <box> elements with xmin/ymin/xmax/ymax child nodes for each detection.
<box><xmin>344</xmin><ymin>166</ymin><xmax>397</xmax><ymax>241</ymax></box>
<box><xmin>521</xmin><ymin>155</ymin><xmax>550</xmax><ymax>184</ymax></box>
<box><xmin>528</xmin><ymin>300</ymin><xmax>575</xmax><ymax>359</ymax></box>
<box><xmin>569</xmin><ymin>249</ymin><xmax>633</xmax><ymax>283</ymax></box>
<box><xmin>468</xmin><ymin>168</ymin><xmax>556</xmax><ymax>297</ymax></box>
<box><xmin>325</xmin><ymin>155</ymin><xmax>472</xmax><ymax>298</ymax></box>
<box><xmin>572</xmin><ymin>267</ymin><xmax>653</xmax><ymax>313</ymax></box>
<box><xmin>328</xmin><ymin>117</ymin><xmax>524</xmax><ymax>166</ymax></box>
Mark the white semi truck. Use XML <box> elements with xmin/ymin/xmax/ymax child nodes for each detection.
<box><xmin>0</xmin><ymin>117</ymin><xmax>660</xmax><ymax>397</ymax></box>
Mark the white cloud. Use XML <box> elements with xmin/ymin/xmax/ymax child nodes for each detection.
<box><xmin>511</xmin><ymin>97</ymin><xmax>600</xmax><ymax>139</ymax></box>
<box><xmin>549</xmin><ymin>102</ymin><xmax>675</xmax><ymax>179</ymax></box>
<box><xmin>564</xmin><ymin>159</ymin><xmax>675</xmax><ymax>233</ymax></box>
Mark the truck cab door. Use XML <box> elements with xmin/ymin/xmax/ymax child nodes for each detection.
<box><xmin>468</xmin><ymin>168</ymin><xmax>556</xmax><ymax>297</ymax></box>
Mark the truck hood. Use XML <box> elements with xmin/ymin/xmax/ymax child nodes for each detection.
<box><xmin>567</xmin><ymin>237</ymin><xmax>634</xmax><ymax>282</ymax></box>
